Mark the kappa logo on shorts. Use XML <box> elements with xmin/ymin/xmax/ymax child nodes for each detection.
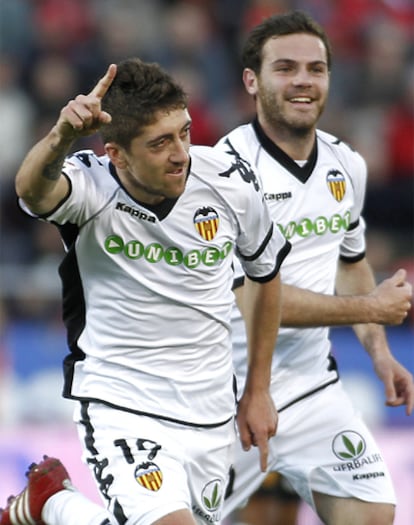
<box><xmin>194</xmin><ymin>206</ymin><xmax>220</xmax><ymax>241</ymax></box>
<box><xmin>332</xmin><ymin>431</ymin><xmax>366</xmax><ymax>461</ymax></box>
<box><xmin>201</xmin><ymin>478</ymin><xmax>223</xmax><ymax>512</ymax></box>
<box><xmin>134</xmin><ymin>461</ymin><xmax>163</xmax><ymax>491</ymax></box>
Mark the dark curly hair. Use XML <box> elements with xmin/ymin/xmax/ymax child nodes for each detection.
<box><xmin>100</xmin><ymin>58</ymin><xmax>188</xmax><ymax>150</ymax></box>
<box><xmin>242</xmin><ymin>10</ymin><xmax>332</xmax><ymax>74</ymax></box>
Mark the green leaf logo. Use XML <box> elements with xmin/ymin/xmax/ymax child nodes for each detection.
<box><xmin>332</xmin><ymin>431</ymin><xmax>366</xmax><ymax>461</ymax></box>
<box><xmin>201</xmin><ymin>479</ymin><xmax>223</xmax><ymax>512</ymax></box>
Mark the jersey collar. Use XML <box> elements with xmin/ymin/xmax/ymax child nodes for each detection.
<box><xmin>108</xmin><ymin>161</ymin><xmax>185</xmax><ymax>220</ymax></box>
<box><xmin>252</xmin><ymin>117</ymin><xmax>317</xmax><ymax>183</ymax></box>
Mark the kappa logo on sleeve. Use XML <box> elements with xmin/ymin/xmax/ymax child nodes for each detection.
<box><xmin>219</xmin><ymin>138</ymin><xmax>260</xmax><ymax>191</ymax></box>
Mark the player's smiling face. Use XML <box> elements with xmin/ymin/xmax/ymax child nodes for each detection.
<box><xmin>106</xmin><ymin>108</ymin><xmax>192</xmax><ymax>205</ymax></box>
<box><xmin>245</xmin><ymin>33</ymin><xmax>330</xmax><ymax>134</ymax></box>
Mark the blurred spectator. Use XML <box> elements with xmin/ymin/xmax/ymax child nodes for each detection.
<box><xmin>353</xmin><ymin>17</ymin><xmax>411</xmax><ymax>108</ymax></box>
<box><xmin>92</xmin><ymin>0</ymin><xmax>164</xmax><ymax>63</ymax></box>
<box><xmin>0</xmin><ymin>56</ymin><xmax>34</xmax><ymax>184</ymax></box>
<box><xmin>241</xmin><ymin>0</ymin><xmax>293</xmax><ymax>32</ymax></box>
<box><xmin>32</xmin><ymin>0</ymin><xmax>96</xmax><ymax>54</ymax></box>
<box><xmin>386</xmin><ymin>66</ymin><xmax>414</xmax><ymax>183</ymax></box>
<box><xmin>28</xmin><ymin>54</ymin><xmax>80</xmax><ymax>139</ymax></box>
<box><xmin>360</xmin><ymin>63</ymin><xmax>414</xmax><ymax>238</ymax></box>
<box><xmin>0</xmin><ymin>0</ymin><xmax>34</xmax><ymax>60</ymax></box>
<box><xmin>149</xmin><ymin>1</ymin><xmax>241</xmax><ymax>132</ymax></box>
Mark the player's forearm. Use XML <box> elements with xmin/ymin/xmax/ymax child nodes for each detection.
<box><xmin>282</xmin><ymin>257</ymin><xmax>406</xmax><ymax>327</ymax></box>
<box><xmin>15</xmin><ymin>126</ymin><xmax>73</xmax><ymax>213</ymax></box>
<box><xmin>280</xmin><ymin>283</ymin><xmax>380</xmax><ymax>327</ymax></box>
<box><xmin>351</xmin><ymin>322</ymin><xmax>392</xmax><ymax>360</ymax></box>
<box><xmin>242</xmin><ymin>274</ymin><xmax>281</xmax><ymax>392</ymax></box>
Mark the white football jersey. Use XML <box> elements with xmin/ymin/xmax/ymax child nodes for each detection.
<box><xmin>216</xmin><ymin>119</ymin><xmax>367</xmax><ymax>409</ymax></box>
<box><xmin>25</xmin><ymin>144</ymin><xmax>289</xmax><ymax>426</ymax></box>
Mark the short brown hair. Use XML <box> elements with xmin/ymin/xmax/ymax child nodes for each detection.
<box><xmin>242</xmin><ymin>10</ymin><xmax>332</xmax><ymax>73</ymax></box>
<box><xmin>101</xmin><ymin>58</ymin><xmax>187</xmax><ymax>149</ymax></box>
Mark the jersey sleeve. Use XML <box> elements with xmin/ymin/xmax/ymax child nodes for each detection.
<box><xmin>191</xmin><ymin>144</ymin><xmax>290</xmax><ymax>283</ymax></box>
<box><xmin>235</xmin><ymin>188</ymin><xmax>290</xmax><ymax>282</ymax></box>
<box><xmin>46</xmin><ymin>151</ymin><xmax>114</xmax><ymax>226</ymax></box>
<box><xmin>339</xmin><ymin>148</ymin><xmax>367</xmax><ymax>261</ymax></box>
<box><xmin>221</xmin><ymin>142</ymin><xmax>290</xmax><ymax>282</ymax></box>
<box><xmin>218</xmin><ymin>148</ymin><xmax>290</xmax><ymax>282</ymax></box>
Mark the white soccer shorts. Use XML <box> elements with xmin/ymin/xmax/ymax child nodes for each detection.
<box><xmin>73</xmin><ymin>402</ymin><xmax>236</xmax><ymax>525</ymax></box>
<box><xmin>223</xmin><ymin>381</ymin><xmax>396</xmax><ymax>517</ymax></box>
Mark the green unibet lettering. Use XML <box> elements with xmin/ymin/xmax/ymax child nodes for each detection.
<box><xmin>278</xmin><ymin>212</ymin><xmax>351</xmax><ymax>240</ymax></box>
<box><xmin>145</xmin><ymin>243</ymin><xmax>164</xmax><ymax>263</ymax></box>
<box><xmin>202</xmin><ymin>248</ymin><xmax>221</xmax><ymax>266</ymax></box>
<box><xmin>314</xmin><ymin>216</ymin><xmax>329</xmax><ymax>235</ymax></box>
<box><xmin>330</xmin><ymin>214</ymin><xmax>343</xmax><ymax>233</ymax></box>
<box><xmin>105</xmin><ymin>235</ymin><xmax>124</xmax><ymax>254</ymax></box>
<box><xmin>221</xmin><ymin>241</ymin><xmax>233</xmax><ymax>258</ymax></box>
<box><xmin>279</xmin><ymin>222</ymin><xmax>296</xmax><ymax>239</ymax></box>
<box><xmin>164</xmin><ymin>247</ymin><xmax>183</xmax><ymax>265</ymax></box>
<box><xmin>106</xmin><ymin>235</ymin><xmax>233</xmax><ymax>268</ymax></box>
<box><xmin>125</xmin><ymin>240</ymin><xmax>144</xmax><ymax>259</ymax></box>
<box><xmin>297</xmin><ymin>218</ymin><xmax>313</xmax><ymax>237</ymax></box>
<box><xmin>342</xmin><ymin>211</ymin><xmax>351</xmax><ymax>229</ymax></box>
<box><xmin>185</xmin><ymin>250</ymin><xmax>201</xmax><ymax>268</ymax></box>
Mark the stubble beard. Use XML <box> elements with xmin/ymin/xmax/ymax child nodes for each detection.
<box><xmin>260</xmin><ymin>89</ymin><xmax>324</xmax><ymax>140</ymax></box>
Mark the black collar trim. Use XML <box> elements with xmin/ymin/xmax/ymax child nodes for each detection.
<box><xmin>109</xmin><ymin>161</ymin><xmax>191</xmax><ymax>220</ymax></box>
<box><xmin>252</xmin><ymin>117</ymin><xmax>317</xmax><ymax>183</ymax></box>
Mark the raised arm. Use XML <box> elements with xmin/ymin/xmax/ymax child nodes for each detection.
<box><xmin>15</xmin><ymin>64</ymin><xmax>117</xmax><ymax>215</ymax></box>
<box><xmin>236</xmin><ymin>273</ymin><xmax>281</xmax><ymax>472</ymax></box>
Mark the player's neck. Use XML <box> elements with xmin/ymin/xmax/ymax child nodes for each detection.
<box><xmin>258</xmin><ymin>116</ymin><xmax>316</xmax><ymax>162</ymax></box>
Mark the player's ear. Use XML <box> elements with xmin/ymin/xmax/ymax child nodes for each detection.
<box><xmin>105</xmin><ymin>142</ymin><xmax>128</xmax><ymax>169</ymax></box>
<box><xmin>243</xmin><ymin>68</ymin><xmax>258</xmax><ymax>96</ymax></box>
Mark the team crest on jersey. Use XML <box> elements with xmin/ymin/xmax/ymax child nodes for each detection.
<box><xmin>194</xmin><ymin>206</ymin><xmax>219</xmax><ymax>241</ymax></box>
<box><xmin>134</xmin><ymin>461</ymin><xmax>163</xmax><ymax>491</ymax></box>
<box><xmin>326</xmin><ymin>169</ymin><xmax>346</xmax><ymax>202</ymax></box>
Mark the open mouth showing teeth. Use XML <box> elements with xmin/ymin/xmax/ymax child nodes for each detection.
<box><xmin>290</xmin><ymin>97</ymin><xmax>312</xmax><ymax>103</ymax></box>
<box><xmin>167</xmin><ymin>169</ymin><xmax>184</xmax><ymax>176</ymax></box>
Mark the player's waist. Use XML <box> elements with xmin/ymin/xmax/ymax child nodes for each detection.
<box><xmin>67</xmin><ymin>357</ymin><xmax>237</xmax><ymax>427</ymax></box>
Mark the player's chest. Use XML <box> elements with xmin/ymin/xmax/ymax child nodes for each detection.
<box><xmin>260</xmin><ymin>161</ymin><xmax>354</xmax><ymax>238</ymax></box>
<box><xmin>87</xmin><ymin>192</ymin><xmax>237</xmax><ymax>265</ymax></box>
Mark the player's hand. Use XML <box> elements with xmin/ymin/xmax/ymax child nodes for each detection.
<box><xmin>55</xmin><ymin>64</ymin><xmax>117</xmax><ymax>140</ymax></box>
<box><xmin>236</xmin><ymin>390</ymin><xmax>278</xmax><ymax>472</ymax></box>
<box><xmin>373</xmin><ymin>353</ymin><xmax>414</xmax><ymax>415</ymax></box>
<box><xmin>370</xmin><ymin>269</ymin><xmax>412</xmax><ymax>325</ymax></box>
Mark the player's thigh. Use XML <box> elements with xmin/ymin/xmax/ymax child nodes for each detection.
<box><xmin>222</xmin><ymin>437</ymin><xmax>270</xmax><ymax>517</ymax></box>
<box><xmin>153</xmin><ymin>508</ymin><xmax>196</xmax><ymax>525</ymax></box>
<box><xmin>313</xmin><ymin>492</ymin><xmax>395</xmax><ymax>525</ymax></box>
<box><xmin>234</xmin><ymin>472</ymin><xmax>300</xmax><ymax>525</ymax></box>
<box><xmin>75</xmin><ymin>403</ymin><xmax>192</xmax><ymax>524</ymax></box>
<box><xmin>271</xmin><ymin>383</ymin><xmax>396</xmax><ymax>509</ymax></box>
<box><xmin>186</xmin><ymin>419</ymin><xmax>236</xmax><ymax>523</ymax></box>
<box><xmin>74</xmin><ymin>402</ymin><xmax>235</xmax><ymax>525</ymax></box>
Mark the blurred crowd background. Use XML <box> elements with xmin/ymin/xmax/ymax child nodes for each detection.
<box><xmin>0</xmin><ymin>0</ymin><xmax>413</xmax><ymax>522</ymax></box>
<box><xmin>0</xmin><ymin>0</ymin><xmax>413</xmax><ymax>436</ymax></box>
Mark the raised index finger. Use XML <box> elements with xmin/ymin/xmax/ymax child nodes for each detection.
<box><xmin>89</xmin><ymin>64</ymin><xmax>117</xmax><ymax>100</ymax></box>
<box><xmin>257</xmin><ymin>435</ymin><xmax>269</xmax><ymax>473</ymax></box>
